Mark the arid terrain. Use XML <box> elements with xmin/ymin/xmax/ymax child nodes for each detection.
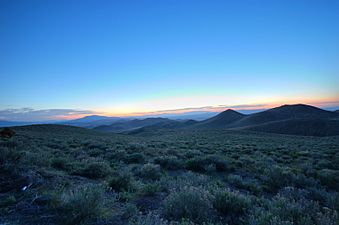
<box><xmin>1</xmin><ymin>122</ymin><xmax>338</xmax><ymax>225</ymax></box>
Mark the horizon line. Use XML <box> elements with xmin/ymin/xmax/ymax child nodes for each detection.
<box><xmin>1</xmin><ymin>101</ymin><xmax>339</xmax><ymax>122</ymax></box>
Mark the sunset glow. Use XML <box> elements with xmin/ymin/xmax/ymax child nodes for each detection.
<box><xmin>1</xmin><ymin>0</ymin><xmax>338</xmax><ymax>121</ymax></box>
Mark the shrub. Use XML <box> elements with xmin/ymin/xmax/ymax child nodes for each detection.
<box><xmin>317</xmin><ymin>169</ymin><xmax>339</xmax><ymax>191</ymax></box>
<box><xmin>186</xmin><ymin>158</ymin><xmax>206</xmax><ymax>172</ymax></box>
<box><xmin>186</xmin><ymin>156</ymin><xmax>228</xmax><ymax>173</ymax></box>
<box><xmin>140</xmin><ymin>183</ymin><xmax>161</xmax><ymax>196</ymax></box>
<box><xmin>108</xmin><ymin>171</ymin><xmax>133</xmax><ymax>192</ymax></box>
<box><xmin>164</xmin><ymin>187</ymin><xmax>212</xmax><ymax>223</ymax></box>
<box><xmin>58</xmin><ymin>185</ymin><xmax>109</xmax><ymax>225</ymax></box>
<box><xmin>227</xmin><ymin>174</ymin><xmax>263</xmax><ymax>194</ymax></box>
<box><xmin>262</xmin><ymin>165</ymin><xmax>294</xmax><ymax>193</ymax></box>
<box><xmin>248</xmin><ymin>190</ymin><xmax>338</xmax><ymax>225</ymax></box>
<box><xmin>124</xmin><ymin>153</ymin><xmax>145</xmax><ymax>164</ymax></box>
<box><xmin>122</xmin><ymin>203</ymin><xmax>139</xmax><ymax>219</ymax></box>
<box><xmin>130</xmin><ymin>212</ymin><xmax>168</xmax><ymax>225</ymax></box>
<box><xmin>0</xmin><ymin>146</ymin><xmax>21</xmax><ymax>171</ymax></box>
<box><xmin>0</xmin><ymin>195</ymin><xmax>16</xmax><ymax>207</ymax></box>
<box><xmin>78</xmin><ymin>161</ymin><xmax>111</xmax><ymax>179</ymax></box>
<box><xmin>51</xmin><ymin>157</ymin><xmax>69</xmax><ymax>170</ymax></box>
<box><xmin>212</xmin><ymin>189</ymin><xmax>251</xmax><ymax>217</ymax></box>
<box><xmin>154</xmin><ymin>156</ymin><xmax>183</xmax><ymax>170</ymax></box>
<box><xmin>0</xmin><ymin>127</ymin><xmax>15</xmax><ymax>138</ymax></box>
<box><xmin>137</xmin><ymin>163</ymin><xmax>161</xmax><ymax>180</ymax></box>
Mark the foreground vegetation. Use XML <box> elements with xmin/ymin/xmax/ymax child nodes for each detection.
<box><xmin>0</xmin><ymin>125</ymin><xmax>338</xmax><ymax>225</ymax></box>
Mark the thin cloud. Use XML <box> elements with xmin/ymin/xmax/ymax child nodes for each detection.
<box><xmin>131</xmin><ymin>103</ymin><xmax>270</xmax><ymax>116</ymax></box>
<box><xmin>0</xmin><ymin>108</ymin><xmax>98</xmax><ymax>122</ymax></box>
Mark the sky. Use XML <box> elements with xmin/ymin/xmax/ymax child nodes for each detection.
<box><xmin>1</xmin><ymin>0</ymin><xmax>339</xmax><ymax>121</ymax></box>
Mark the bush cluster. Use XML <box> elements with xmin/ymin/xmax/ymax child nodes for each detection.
<box><xmin>164</xmin><ymin>186</ymin><xmax>212</xmax><ymax>223</ymax></box>
<box><xmin>108</xmin><ymin>170</ymin><xmax>133</xmax><ymax>192</ymax></box>
<box><xmin>154</xmin><ymin>156</ymin><xmax>183</xmax><ymax>170</ymax></box>
<box><xmin>212</xmin><ymin>188</ymin><xmax>251</xmax><ymax>217</ymax></box>
<box><xmin>57</xmin><ymin>185</ymin><xmax>109</xmax><ymax>225</ymax></box>
<box><xmin>137</xmin><ymin>163</ymin><xmax>161</xmax><ymax>180</ymax></box>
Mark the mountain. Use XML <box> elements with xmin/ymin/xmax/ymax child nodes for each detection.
<box><xmin>228</xmin><ymin>104</ymin><xmax>338</xmax><ymax>128</ymax></box>
<box><xmin>92</xmin><ymin>104</ymin><xmax>339</xmax><ymax>136</ymax></box>
<box><xmin>67</xmin><ymin>115</ymin><xmax>111</xmax><ymax>123</ymax></box>
<box><xmin>0</xmin><ymin>120</ymin><xmax>60</xmax><ymax>127</ymax></box>
<box><xmin>60</xmin><ymin>115</ymin><xmax>127</xmax><ymax>128</ymax></box>
<box><xmin>140</xmin><ymin>111</ymin><xmax>219</xmax><ymax>121</ymax></box>
<box><xmin>0</xmin><ymin>120</ymin><xmax>33</xmax><ymax>127</ymax></box>
<box><xmin>125</xmin><ymin>119</ymin><xmax>199</xmax><ymax>135</ymax></box>
<box><xmin>192</xmin><ymin>109</ymin><xmax>245</xmax><ymax>128</ymax></box>
<box><xmin>191</xmin><ymin>104</ymin><xmax>339</xmax><ymax>136</ymax></box>
<box><xmin>93</xmin><ymin>118</ymin><xmax>178</xmax><ymax>132</ymax></box>
<box><xmin>241</xmin><ymin>118</ymin><xmax>339</xmax><ymax>137</ymax></box>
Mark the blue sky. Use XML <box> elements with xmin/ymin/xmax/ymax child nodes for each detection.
<box><xmin>1</xmin><ymin>0</ymin><xmax>338</xmax><ymax>120</ymax></box>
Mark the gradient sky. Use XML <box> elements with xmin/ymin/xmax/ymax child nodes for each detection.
<box><xmin>1</xmin><ymin>0</ymin><xmax>339</xmax><ymax>120</ymax></box>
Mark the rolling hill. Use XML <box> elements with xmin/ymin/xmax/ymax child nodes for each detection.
<box><xmin>227</xmin><ymin>104</ymin><xmax>338</xmax><ymax>128</ymax></box>
<box><xmin>191</xmin><ymin>104</ymin><xmax>339</xmax><ymax>136</ymax></box>
<box><xmin>93</xmin><ymin>117</ymin><xmax>178</xmax><ymax>132</ymax></box>
<box><xmin>123</xmin><ymin>104</ymin><xmax>339</xmax><ymax>136</ymax></box>
<box><xmin>192</xmin><ymin>109</ymin><xmax>245</xmax><ymax>128</ymax></box>
<box><xmin>60</xmin><ymin>115</ymin><xmax>127</xmax><ymax>128</ymax></box>
<box><xmin>241</xmin><ymin>118</ymin><xmax>339</xmax><ymax>136</ymax></box>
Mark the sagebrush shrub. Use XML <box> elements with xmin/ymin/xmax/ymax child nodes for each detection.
<box><xmin>317</xmin><ymin>169</ymin><xmax>339</xmax><ymax>191</ymax></box>
<box><xmin>186</xmin><ymin>155</ymin><xmax>228</xmax><ymax>173</ymax></box>
<box><xmin>78</xmin><ymin>161</ymin><xmax>111</xmax><ymax>179</ymax></box>
<box><xmin>248</xmin><ymin>189</ymin><xmax>338</xmax><ymax>225</ymax></box>
<box><xmin>51</xmin><ymin>157</ymin><xmax>69</xmax><ymax>170</ymax></box>
<box><xmin>164</xmin><ymin>186</ymin><xmax>212</xmax><ymax>223</ymax></box>
<box><xmin>212</xmin><ymin>188</ymin><xmax>251</xmax><ymax>217</ymax></box>
<box><xmin>140</xmin><ymin>183</ymin><xmax>161</xmax><ymax>196</ymax></box>
<box><xmin>154</xmin><ymin>156</ymin><xmax>183</xmax><ymax>170</ymax></box>
<box><xmin>137</xmin><ymin>163</ymin><xmax>161</xmax><ymax>180</ymax></box>
<box><xmin>262</xmin><ymin>165</ymin><xmax>294</xmax><ymax>192</ymax></box>
<box><xmin>58</xmin><ymin>185</ymin><xmax>109</xmax><ymax>225</ymax></box>
<box><xmin>108</xmin><ymin>171</ymin><xmax>133</xmax><ymax>192</ymax></box>
<box><xmin>124</xmin><ymin>153</ymin><xmax>145</xmax><ymax>164</ymax></box>
<box><xmin>130</xmin><ymin>212</ymin><xmax>168</xmax><ymax>225</ymax></box>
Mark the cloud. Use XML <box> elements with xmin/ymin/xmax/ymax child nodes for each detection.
<box><xmin>0</xmin><ymin>108</ymin><xmax>98</xmax><ymax>122</ymax></box>
<box><xmin>131</xmin><ymin>103</ymin><xmax>270</xmax><ymax>116</ymax></box>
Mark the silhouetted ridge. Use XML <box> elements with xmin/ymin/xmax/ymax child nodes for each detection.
<box><xmin>266</xmin><ymin>104</ymin><xmax>336</xmax><ymax>119</ymax></box>
<box><xmin>193</xmin><ymin>109</ymin><xmax>245</xmax><ymax>128</ymax></box>
<box><xmin>90</xmin><ymin>104</ymin><xmax>339</xmax><ymax>136</ymax></box>
<box><xmin>229</xmin><ymin>104</ymin><xmax>338</xmax><ymax>128</ymax></box>
<box><xmin>93</xmin><ymin>118</ymin><xmax>176</xmax><ymax>132</ymax></box>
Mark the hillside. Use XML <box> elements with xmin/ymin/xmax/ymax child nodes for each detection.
<box><xmin>13</xmin><ymin>124</ymin><xmax>104</xmax><ymax>136</ymax></box>
<box><xmin>0</xmin><ymin>120</ymin><xmax>33</xmax><ymax>127</ymax></box>
<box><xmin>187</xmin><ymin>104</ymin><xmax>339</xmax><ymax>136</ymax></box>
<box><xmin>93</xmin><ymin>117</ymin><xmax>177</xmax><ymax>132</ymax></box>
<box><xmin>238</xmin><ymin>118</ymin><xmax>339</xmax><ymax>136</ymax></box>
<box><xmin>90</xmin><ymin>104</ymin><xmax>339</xmax><ymax>136</ymax></box>
<box><xmin>60</xmin><ymin>115</ymin><xmax>126</xmax><ymax>128</ymax></box>
<box><xmin>228</xmin><ymin>104</ymin><xmax>338</xmax><ymax>128</ymax></box>
<box><xmin>192</xmin><ymin>109</ymin><xmax>245</xmax><ymax>129</ymax></box>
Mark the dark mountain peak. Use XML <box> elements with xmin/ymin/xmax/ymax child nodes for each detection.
<box><xmin>192</xmin><ymin>109</ymin><xmax>245</xmax><ymax>128</ymax></box>
<box><xmin>82</xmin><ymin>115</ymin><xmax>108</xmax><ymax>119</ymax></box>
<box><xmin>221</xmin><ymin>108</ymin><xmax>243</xmax><ymax>115</ymax></box>
<box><xmin>267</xmin><ymin>104</ymin><xmax>335</xmax><ymax>119</ymax></box>
<box><xmin>273</xmin><ymin>103</ymin><xmax>320</xmax><ymax>111</ymax></box>
<box><xmin>70</xmin><ymin>115</ymin><xmax>111</xmax><ymax>123</ymax></box>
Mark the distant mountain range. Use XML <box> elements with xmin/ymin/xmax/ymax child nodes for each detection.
<box><xmin>93</xmin><ymin>104</ymin><xmax>339</xmax><ymax>136</ymax></box>
<box><xmin>1</xmin><ymin>104</ymin><xmax>339</xmax><ymax>136</ymax></box>
<box><xmin>59</xmin><ymin>115</ymin><xmax>128</xmax><ymax>128</ymax></box>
